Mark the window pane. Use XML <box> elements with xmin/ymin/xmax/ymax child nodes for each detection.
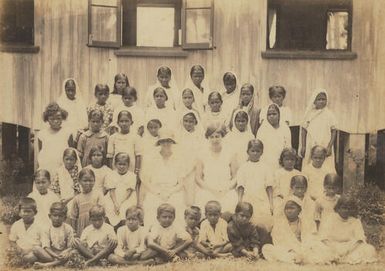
<box><xmin>268</xmin><ymin>8</ymin><xmax>277</xmax><ymax>49</ymax></box>
<box><xmin>185</xmin><ymin>8</ymin><xmax>210</xmax><ymax>44</ymax></box>
<box><xmin>136</xmin><ymin>7</ymin><xmax>175</xmax><ymax>47</ymax></box>
<box><xmin>326</xmin><ymin>11</ymin><xmax>349</xmax><ymax>50</ymax></box>
<box><xmin>90</xmin><ymin>6</ymin><xmax>118</xmax><ymax>42</ymax></box>
<box><xmin>0</xmin><ymin>0</ymin><xmax>34</xmax><ymax>44</ymax></box>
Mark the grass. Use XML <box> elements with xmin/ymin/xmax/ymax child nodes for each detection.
<box><xmin>1</xmin><ymin>257</ymin><xmax>385</xmax><ymax>271</ymax></box>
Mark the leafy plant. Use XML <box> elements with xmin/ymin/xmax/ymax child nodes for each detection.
<box><xmin>345</xmin><ymin>182</ymin><xmax>385</xmax><ymax>249</ymax></box>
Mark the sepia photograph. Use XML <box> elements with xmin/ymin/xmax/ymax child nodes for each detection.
<box><xmin>0</xmin><ymin>0</ymin><xmax>384</xmax><ymax>270</ymax></box>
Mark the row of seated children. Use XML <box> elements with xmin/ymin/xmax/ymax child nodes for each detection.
<box><xmin>9</xmin><ymin>191</ymin><xmax>377</xmax><ymax>269</ymax></box>
<box><xmin>9</xmin><ymin>197</ymin><xmax>266</xmax><ymax>268</ymax></box>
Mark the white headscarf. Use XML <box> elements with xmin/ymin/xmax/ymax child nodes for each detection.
<box><xmin>302</xmin><ymin>89</ymin><xmax>330</xmax><ymax>127</ymax></box>
<box><xmin>182</xmin><ymin>64</ymin><xmax>210</xmax><ymax>113</ymax></box>
<box><xmin>229</xmin><ymin>108</ymin><xmax>253</xmax><ymax>134</ymax></box>
<box><xmin>57</xmin><ymin>78</ymin><xmax>88</xmax><ymax>131</ymax></box>
<box><xmin>178</xmin><ymin>109</ymin><xmax>204</xmax><ymax>137</ymax></box>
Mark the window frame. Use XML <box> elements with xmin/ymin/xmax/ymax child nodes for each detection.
<box><xmin>87</xmin><ymin>0</ymin><xmax>122</xmax><ymax>48</ymax></box>
<box><xmin>263</xmin><ymin>0</ymin><xmax>356</xmax><ymax>59</ymax></box>
<box><xmin>181</xmin><ymin>0</ymin><xmax>214</xmax><ymax>50</ymax></box>
<box><xmin>0</xmin><ymin>0</ymin><xmax>39</xmax><ymax>53</ymax></box>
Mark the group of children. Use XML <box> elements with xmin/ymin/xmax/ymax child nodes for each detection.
<box><xmin>9</xmin><ymin>65</ymin><xmax>378</xmax><ymax>267</ymax></box>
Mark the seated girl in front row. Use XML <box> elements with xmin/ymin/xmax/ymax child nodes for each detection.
<box><xmin>263</xmin><ymin>197</ymin><xmax>333</xmax><ymax>265</ymax></box>
<box><xmin>319</xmin><ymin>196</ymin><xmax>377</xmax><ymax>264</ymax></box>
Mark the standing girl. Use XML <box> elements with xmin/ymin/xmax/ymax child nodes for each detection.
<box><xmin>110</xmin><ymin>73</ymin><xmax>129</xmax><ymax>110</ymax></box>
<box><xmin>111</xmin><ymin>87</ymin><xmax>145</xmax><ymax>136</ymax></box>
<box><xmin>107</xmin><ymin>110</ymin><xmax>142</xmax><ymax>173</ymax></box>
<box><xmin>105</xmin><ymin>153</ymin><xmax>138</xmax><ymax>230</ymax></box>
<box><xmin>257</xmin><ymin>103</ymin><xmax>291</xmax><ymax>169</ymax></box>
<box><xmin>70</xmin><ymin>168</ymin><xmax>105</xmax><ymax>236</ymax></box>
<box><xmin>236</xmin><ymin>139</ymin><xmax>274</xmax><ymax>230</ymax></box>
<box><xmin>273</xmin><ymin>148</ymin><xmax>301</xmax><ymax>201</ymax></box>
<box><xmin>51</xmin><ymin>148</ymin><xmax>82</xmax><ymax>206</ymax></box>
<box><xmin>177</xmin><ymin>110</ymin><xmax>204</xmax><ymax>206</ymax></box>
<box><xmin>301</xmin><ymin>89</ymin><xmax>337</xmax><ymax>170</ymax></box>
<box><xmin>141</xmin><ymin>119</ymin><xmax>162</xmax><ymax>157</ymax></box>
<box><xmin>236</xmin><ymin>83</ymin><xmax>260</xmax><ymax>136</ymax></box>
<box><xmin>302</xmin><ymin>145</ymin><xmax>335</xmax><ymax>200</ymax></box>
<box><xmin>57</xmin><ymin>78</ymin><xmax>88</xmax><ymax>140</ymax></box>
<box><xmin>145</xmin><ymin>66</ymin><xmax>179</xmax><ymax>109</ymax></box>
<box><xmin>260</xmin><ymin>86</ymin><xmax>292</xmax><ymax>126</ymax></box>
<box><xmin>226</xmin><ymin>109</ymin><xmax>255</xmax><ymax>168</ymax></box>
<box><xmin>87</xmin><ymin>84</ymin><xmax>114</xmax><ymax>131</ymax></box>
<box><xmin>179</xmin><ymin>88</ymin><xmax>202</xmax><ymax>118</ymax></box>
<box><xmin>38</xmin><ymin>102</ymin><xmax>73</xmax><ymax>177</ymax></box>
<box><xmin>145</xmin><ymin>87</ymin><xmax>177</xmax><ymax>131</ymax></box>
<box><xmin>184</xmin><ymin>65</ymin><xmax>209</xmax><ymax>113</ymax></box>
<box><xmin>203</xmin><ymin>91</ymin><xmax>230</xmax><ymax>130</ymax></box>
<box><xmin>221</xmin><ymin>72</ymin><xmax>239</xmax><ymax>117</ymax></box>
<box><xmin>196</xmin><ymin>125</ymin><xmax>238</xmax><ymax>213</ymax></box>
<box><xmin>84</xmin><ymin>146</ymin><xmax>113</xmax><ymax>195</ymax></box>
<box><xmin>77</xmin><ymin>109</ymin><xmax>109</xmax><ymax>167</ymax></box>
<box><xmin>28</xmin><ymin>169</ymin><xmax>60</xmax><ymax>226</ymax></box>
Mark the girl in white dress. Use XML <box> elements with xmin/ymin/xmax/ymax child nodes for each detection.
<box><xmin>236</xmin><ymin>139</ymin><xmax>274</xmax><ymax>230</ymax></box>
<box><xmin>145</xmin><ymin>66</ymin><xmax>179</xmax><ymax>109</ymax></box>
<box><xmin>319</xmin><ymin>196</ymin><xmax>377</xmax><ymax>264</ymax></box>
<box><xmin>221</xmin><ymin>72</ymin><xmax>239</xmax><ymax>117</ymax></box>
<box><xmin>203</xmin><ymin>91</ymin><xmax>231</xmax><ymax>130</ymax></box>
<box><xmin>110</xmin><ymin>87</ymin><xmax>145</xmax><ymax>136</ymax></box>
<box><xmin>257</xmin><ymin>103</ymin><xmax>291</xmax><ymax>169</ymax></box>
<box><xmin>84</xmin><ymin>145</ymin><xmax>113</xmax><ymax>195</ymax></box>
<box><xmin>57</xmin><ymin>78</ymin><xmax>88</xmax><ymax>140</ymax></box>
<box><xmin>183</xmin><ymin>65</ymin><xmax>209</xmax><ymax>113</ymax></box>
<box><xmin>145</xmin><ymin>87</ymin><xmax>177</xmax><ymax>132</ymax></box>
<box><xmin>195</xmin><ymin>124</ymin><xmax>238</xmax><ymax>213</ymax></box>
<box><xmin>177</xmin><ymin>110</ymin><xmax>204</xmax><ymax>206</ymax></box>
<box><xmin>51</xmin><ymin>148</ymin><xmax>82</xmax><ymax>213</ymax></box>
<box><xmin>260</xmin><ymin>86</ymin><xmax>292</xmax><ymax>126</ymax></box>
<box><xmin>105</xmin><ymin>153</ymin><xmax>138</xmax><ymax>230</ymax></box>
<box><xmin>234</xmin><ymin>83</ymin><xmax>261</xmax><ymax>136</ymax></box>
<box><xmin>273</xmin><ymin>148</ymin><xmax>301</xmax><ymax>202</ymax></box>
<box><xmin>141</xmin><ymin>129</ymin><xmax>190</xmax><ymax>228</ymax></box>
<box><xmin>226</xmin><ymin>109</ymin><xmax>255</xmax><ymax>170</ymax></box>
<box><xmin>302</xmin><ymin>145</ymin><xmax>336</xmax><ymax>200</ymax></box>
<box><xmin>263</xmin><ymin>196</ymin><xmax>333</xmax><ymax>264</ymax></box>
<box><xmin>110</xmin><ymin>73</ymin><xmax>129</xmax><ymax>110</ymax></box>
<box><xmin>178</xmin><ymin>88</ymin><xmax>202</xmax><ymax>119</ymax></box>
<box><xmin>301</xmin><ymin>89</ymin><xmax>337</xmax><ymax>171</ymax></box>
<box><xmin>38</xmin><ymin>102</ymin><xmax>73</xmax><ymax>177</ymax></box>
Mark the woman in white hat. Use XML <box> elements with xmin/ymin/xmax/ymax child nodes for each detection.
<box><xmin>140</xmin><ymin>128</ymin><xmax>192</xmax><ymax>228</ymax></box>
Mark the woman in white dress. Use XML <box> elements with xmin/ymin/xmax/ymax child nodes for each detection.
<box><xmin>195</xmin><ymin>124</ymin><xmax>238</xmax><ymax>213</ymax></box>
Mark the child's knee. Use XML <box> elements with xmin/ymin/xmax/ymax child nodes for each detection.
<box><xmin>140</xmin><ymin>248</ymin><xmax>157</xmax><ymax>260</ymax></box>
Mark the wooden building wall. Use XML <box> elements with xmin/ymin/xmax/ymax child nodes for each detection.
<box><xmin>1</xmin><ymin>0</ymin><xmax>385</xmax><ymax>134</ymax></box>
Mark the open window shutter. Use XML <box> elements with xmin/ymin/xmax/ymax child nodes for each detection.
<box><xmin>182</xmin><ymin>0</ymin><xmax>214</xmax><ymax>49</ymax></box>
<box><xmin>88</xmin><ymin>0</ymin><xmax>122</xmax><ymax>48</ymax></box>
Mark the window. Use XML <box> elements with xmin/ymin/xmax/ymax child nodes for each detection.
<box><xmin>88</xmin><ymin>0</ymin><xmax>214</xmax><ymax>52</ymax></box>
<box><xmin>266</xmin><ymin>0</ymin><xmax>352</xmax><ymax>51</ymax></box>
<box><xmin>0</xmin><ymin>0</ymin><xmax>34</xmax><ymax>45</ymax></box>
